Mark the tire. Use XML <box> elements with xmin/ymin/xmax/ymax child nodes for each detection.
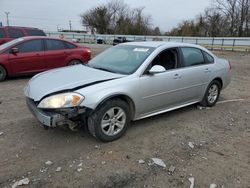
<box><xmin>200</xmin><ymin>80</ymin><xmax>221</xmax><ymax>107</ymax></box>
<box><xmin>0</xmin><ymin>65</ymin><xmax>7</xmax><ymax>82</ymax></box>
<box><xmin>88</xmin><ymin>99</ymin><xmax>131</xmax><ymax>142</ymax></box>
<box><xmin>68</xmin><ymin>60</ymin><xmax>82</xmax><ymax>66</ymax></box>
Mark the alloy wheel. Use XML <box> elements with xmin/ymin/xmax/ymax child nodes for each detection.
<box><xmin>101</xmin><ymin>107</ymin><xmax>126</xmax><ymax>136</ymax></box>
<box><xmin>207</xmin><ymin>84</ymin><xmax>219</xmax><ymax>104</ymax></box>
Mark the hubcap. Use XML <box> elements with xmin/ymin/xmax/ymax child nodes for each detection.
<box><xmin>101</xmin><ymin>107</ymin><xmax>126</xmax><ymax>136</ymax></box>
<box><xmin>207</xmin><ymin>84</ymin><xmax>219</xmax><ymax>104</ymax></box>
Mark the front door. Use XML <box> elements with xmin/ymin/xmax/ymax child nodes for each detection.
<box><xmin>139</xmin><ymin>68</ymin><xmax>186</xmax><ymax>116</ymax></box>
<box><xmin>9</xmin><ymin>39</ymin><xmax>45</xmax><ymax>74</ymax></box>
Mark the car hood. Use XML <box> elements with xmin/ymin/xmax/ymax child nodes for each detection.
<box><xmin>25</xmin><ymin>65</ymin><xmax>124</xmax><ymax>101</ymax></box>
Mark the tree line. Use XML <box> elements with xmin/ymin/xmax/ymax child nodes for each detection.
<box><xmin>81</xmin><ymin>0</ymin><xmax>250</xmax><ymax>37</ymax></box>
<box><xmin>80</xmin><ymin>0</ymin><xmax>161</xmax><ymax>36</ymax></box>
<box><xmin>167</xmin><ymin>0</ymin><xmax>250</xmax><ymax>37</ymax></box>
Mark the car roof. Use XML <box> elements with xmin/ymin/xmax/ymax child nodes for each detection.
<box><xmin>122</xmin><ymin>41</ymin><xmax>202</xmax><ymax>48</ymax></box>
<box><xmin>18</xmin><ymin>36</ymin><xmax>74</xmax><ymax>43</ymax></box>
<box><xmin>121</xmin><ymin>41</ymin><xmax>212</xmax><ymax>55</ymax></box>
<box><xmin>0</xmin><ymin>26</ymin><xmax>42</xmax><ymax>30</ymax></box>
<box><xmin>1</xmin><ymin>36</ymin><xmax>79</xmax><ymax>48</ymax></box>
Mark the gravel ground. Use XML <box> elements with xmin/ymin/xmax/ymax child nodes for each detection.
<box><xmin>0</xmin><ymin>46</ymin><xmax>249</xmax><ymax>188</ymax></box>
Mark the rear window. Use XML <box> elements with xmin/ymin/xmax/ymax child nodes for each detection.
<box><xmin>64</xmin><ymin>41</ymin><xmax>76</xmax><ymax>49</ymax></box>
<box><xmin>8</xmin><ymin>29</ymin><xmax>24</xmax><ymax>38</ymax></box>
<box><xmin>26</xmin><ymin>29</ymin><xmax>46</xmax><ymax>36</ymax></box>
<box><xmin>181</xmin><ymin>47</ymin><xmax>205</xmax><ymax>67</ymax></box>
<box><xmin>0</xmin><ymin>28</ymin><xmax>5</xmax><ymax>38</ymax></box>
<box><xmin>46</xmin><ymin>39</ymin><xmax>66</xmax><ymax>50</ymax></box>
<box><xmin>204</xmin><ymin>52</ymin><xmax>214</xmax><ymax>63</ymax></box>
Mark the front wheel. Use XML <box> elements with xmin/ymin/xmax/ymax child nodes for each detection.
<box><xmin>200</xmin><ymin>80</ymin><xmax>221</xmax><ymax>107</ymax></box>
<box><xmin>88</xmin><ymin>99</ymin><xmax>131</xmax><ymax>142</ymax></box>
<box><xmin>0</xmin><ymin>65</ymin><xmax>7</xmax><ymax>82</ymax></box>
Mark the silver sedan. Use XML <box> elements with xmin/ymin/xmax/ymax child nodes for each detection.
<box><xmin>25</xmin><ymin>42</ymin><xmax>231</xmax><ymax>142</ymax></box>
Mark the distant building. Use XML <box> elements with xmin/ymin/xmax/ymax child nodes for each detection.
<box><xmin>61</xmin><ymin>29</ymin><xmax>87</xmax><ymax>34</ymax></box>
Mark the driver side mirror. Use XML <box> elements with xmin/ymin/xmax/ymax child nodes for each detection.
<box><xmin>148</xmin><ymin>65</ymin><xmax>166</xmax><ymax>74</ymax></box>
<box><xmin>11</xmin><ymin>47</ymin><xmax>19</xmax><ymax>54</ymax></box>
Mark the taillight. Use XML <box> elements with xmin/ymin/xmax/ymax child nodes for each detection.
<box><xmin>86</xmin><ymin>48</ymin><xmax>91</xmax><ymax>54</ymax></box>
<box><xmin>85</xmin><ymin>48</ymin><xmax>91</xmax><ymax>56</ymax></box>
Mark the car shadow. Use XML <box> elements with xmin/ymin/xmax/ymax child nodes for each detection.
<box><xmin>41</xmin><ymin>103</ymin><xmax>212</xmax><ymax>141</ymax></box>
<box><xmin>5</xmin><ymin>75</ymin><xmax>32</xmax><ymax>82</ymax></box>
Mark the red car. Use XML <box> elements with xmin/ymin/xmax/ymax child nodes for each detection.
<box><xmin>0</xmin><ymin>26</ymin><xmax>46</xmax><ymax>45</ymax></box>
<box><xmin>0</xmin><ymin>36</ymin><xmax>91</xmax><ymax>81</ymax></box>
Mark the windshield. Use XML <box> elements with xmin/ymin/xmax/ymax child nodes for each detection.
<box><xmin>88</xmin><ymin>45</ymin><xmax>155</xmax><ymax>75</ymax></box>
<box><xmin>0</xmin><ymin>38</ymin><xmax>24</xmax><ymax>51</ymax></box>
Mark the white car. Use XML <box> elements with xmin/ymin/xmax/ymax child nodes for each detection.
<box><xmin>25</xmin><ymin>42</ymin><xmax>231</xmax><ymax>142</ymax></box>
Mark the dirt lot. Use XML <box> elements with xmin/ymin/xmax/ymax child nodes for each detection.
<box><xmin>0</xmin><ymin>46</ymin><xmax>250</xmax><ymax>188</ymax></box>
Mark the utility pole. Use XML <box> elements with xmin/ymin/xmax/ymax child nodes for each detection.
<box><xmin>5</xmin><ymin>12</ymin><xmax>10</xmax><ymax>26</ymax></box>
<box><xmin>69</xmin><ymin>20</ymin><xmax>72</xmax><ymax>31</ymax></box>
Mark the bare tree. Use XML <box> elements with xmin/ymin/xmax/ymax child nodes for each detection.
<box><xmin>107</xmin><ymin>0</ymin><xmax>129</xmax><ymax>32</ymax></box>
<box><xmin>204</xmin><ymin>8</ymin><xmax>226</xmax><ymax>37</ymax></box>
<box><xmin>81</xmin><ymin>5</ymin><xmax>112</xmax><ymax>34</ymax></box>
<box><xmin>213</xmin><ymin>0</ymin><xmax>239</xmax><ymax>36</ymax></box>
<box><xmin>80</xmin><ymin>0</ymin><xmax>154</xmax><ymax>35</ymax></box>
<box><xmin>167</xmin><ymin>0</ymin><xmax>250</xmax><ymax>37</ymax></box>
<box><xmin>238</xmin><ymin>0</ymin><xmax>250</xmax><ymax>36</ymax></box>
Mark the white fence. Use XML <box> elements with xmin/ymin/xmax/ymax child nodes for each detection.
<box><xmin>46</xmin><ymin>31</ymin><xmax>250</xmax><ymax>51</ymax></box>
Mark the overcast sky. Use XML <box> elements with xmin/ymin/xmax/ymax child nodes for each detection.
<box><xmin>0</xmin><ymin>0</ymin><xmax>211</xmax><ymax>32</ymax></box>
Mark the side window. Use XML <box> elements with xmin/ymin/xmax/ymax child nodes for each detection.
<box><xmin>8</xmin><ymin>29</ymin><xmax>24</xmax><ymax>38</ymax></box>
<box><xmin>15</xmin><ymin>40</ymin><xmax>43</xmax><ymax>53</ymax></box>
<box><xmin>181</xmin><ymin>47</ymin><xmax>205</xmax><ymax>67</ymax></box>
<box><xmin>26</xmin><ymin>29</ymin><xmax>46</xmax><ymax>36</ymax></box>
<box><xmin>46</xmin><ymin>39</ymin><xmax>66</xmax><ymax>50</ymax></box>
<box><xmin>204</xmin><ymin>52</ymin><xmax>214</xmax><ymax>63</ymax></box>
<box><xmin>64</xmin><ymin>41</ymin><xmax>76</xmax><ymax>49</ymax></box>
<box><xmin>0</xmin><ymin>28</ymin><xmax>5</xmax><ymax>38</ymax></box>
<box><xmin>151</xmin><ymin>49</ymin><xmax>177</xmax><ymax>70</ymax></box>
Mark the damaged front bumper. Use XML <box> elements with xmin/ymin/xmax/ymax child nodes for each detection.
<box><xmin>26</xmin><ymin>98</ymin><xmax>85</xmax><ymax>128</ymax></box>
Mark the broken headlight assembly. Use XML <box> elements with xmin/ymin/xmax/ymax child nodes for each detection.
<box><xmin>38</xmin><ymin>92</ymin><xmax>84</xmax><ymax>109</ymax></box>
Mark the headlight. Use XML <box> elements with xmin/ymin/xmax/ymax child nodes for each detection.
<box><xmin>38</xmin><ymin>92</ymin><xmax>84</xmax><ymax>109</ymax></box>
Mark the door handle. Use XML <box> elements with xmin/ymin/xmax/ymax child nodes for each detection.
<box><xmin>173</xmin><ymin>74</ymin><xmax>182</xmax><ymax>79</ymax></box>
<box><xmin>204</xmin><ymin>68</ymin><xmax>211</xmax><ymax>73</ymax></box>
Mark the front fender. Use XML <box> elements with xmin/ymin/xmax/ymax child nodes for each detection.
<box><xmin>76</xmin><ymin>77</ymin><xmax>140</xmax><ymax>112</ymax></box>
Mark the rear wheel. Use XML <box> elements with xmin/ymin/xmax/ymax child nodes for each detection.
<box><xmin>88</xmin><ymin>99</ymin><xmax>131</xmax><ymax>142</ymax></box>
<box><xmin>68</xmin><ymin>60</ymin><xmax>82</xmax><ymax>66</ymax></box>
<box><xmin>0</xmin><ymin>65</ymin><xmax>7</xmax><ymax>82</ymax></box>
<box><xmin>200</xmin><ymin>80</ymin><xmax>221</xmax><ymax>107</ymax></box>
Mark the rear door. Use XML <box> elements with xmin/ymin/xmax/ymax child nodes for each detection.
<box><xmin>44</xmin><ymin>39</ymin><xmax>68</xmax><ymax>69</ymax></box>
<box><xmin>177</xmin><ymin>47</ymin><xmax>212</xmax><ymax>101</ymax></box>
<box><xmin>8</xmin><ymin>39</ymin><xmax>45</xmax><ymax>74</ymax></box>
